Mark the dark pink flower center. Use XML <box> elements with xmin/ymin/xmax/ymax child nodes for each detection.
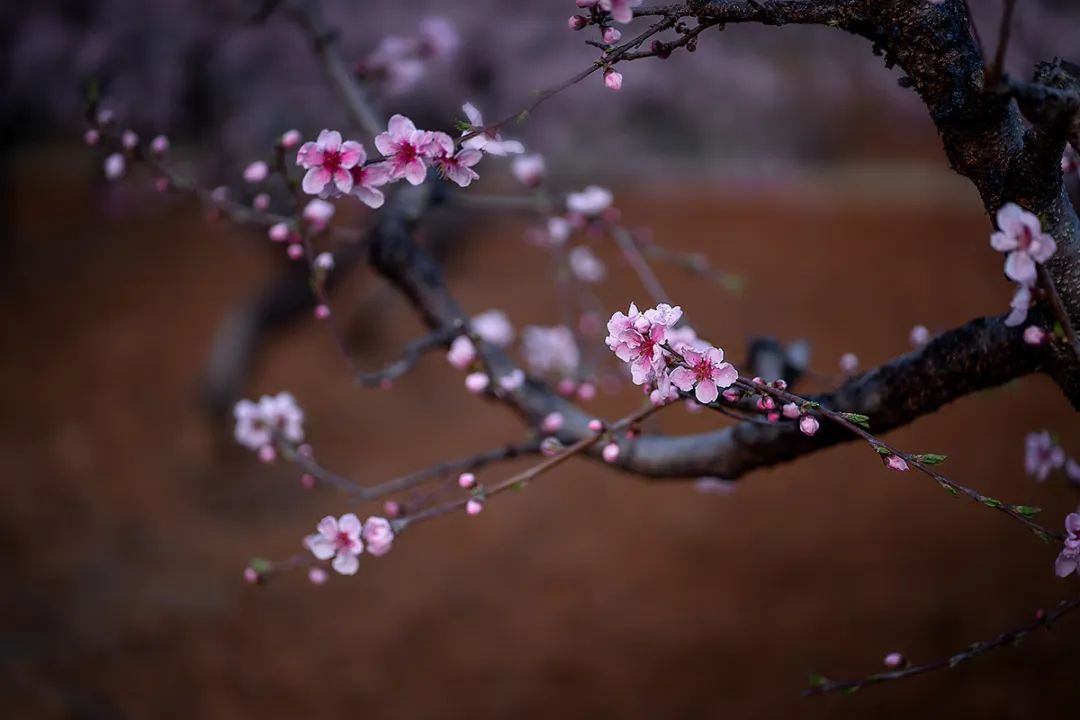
<box><xmin>1017</xmin><ymin>225</ymin><xmax>1033</xmax><ymax>251</ymax></box>
<box><xmin>322</xmin><ymin>149</ymin><xmax>344</xmax><ymax>173</ymax></box>
<box><xmin>335</xmin><ymin>531</ymin><xmax>353</xmax><ymax>550</ymax></box>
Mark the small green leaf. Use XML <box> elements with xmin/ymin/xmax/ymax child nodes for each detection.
<box><xmin>981</xmin><ymin>497</ymin><xmax>1003</xmax><ymax>509</ymax></box>
<box><xmin>454</xmin><ymin>120</ymin><xmax>472</xmax><ymax>132</ymax></box>
<box><xmin>1033</xmin><ymin>529</ymin><xmax>1053</xmax><ymax>544</ymax></box>
<box><xmin>873</xmin><ymin>444</ymin><xmax>891</xmax><ymax>456</ymax></box>
<box><xmin>249</xmin><ymin>557</ymin><xmax>272</xmax><ymax>573</ymax></box>
<box><xmin>806</xmin><ymin>673</ymin><xmax>829</xmax><ymax>688</ymax></box>
<box><xmin>802</xmin><ymin>401</ymin><xmax>821</xmax><ymax>409</ymax></box>
<box><xmin>914</xmin><ymin>453</ymin><xmax>947</xmax><ymax>465</ymax></box>
<box><xmin>938</xmin><ymin>481</ymin><xmax>959</xmax><ymax>497</ymax></box>
<box><xmin>841</xmin><ymin>412</ymin><xmax>871</xmax><ymax>429</ymax></box>
<box><xmin>1013</xmin><ymin>505</ymin><xmax>1042</xmax><ymax>517</ymax></box>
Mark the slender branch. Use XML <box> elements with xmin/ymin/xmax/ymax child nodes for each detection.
<box><xmin>804</xmin><ymin>594</ymin><xmax>1080</xmax><ymax>696</ymax></box>
<box><xmin>353</xmin><ymin>326</ymin><xmax>461</xmax><ymax>388</ymax></box>
<box><xmin>986</xmin><ymin>0</ymin><xmax>1017</xmax><ymax>87</ymax></box>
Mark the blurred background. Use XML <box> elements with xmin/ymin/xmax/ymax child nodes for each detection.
<box><xmin>3</xmin><ymin>0</ymin><xmax>1080</xmax><ymax>717</ymax></box>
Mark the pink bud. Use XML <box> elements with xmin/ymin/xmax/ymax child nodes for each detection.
<box><xmin>542</xmin><ymin>412</ymin><xmax>564</xmax><ymax>433</ymax></box>
<box><xmin>308</xmin><ymin>567</ymin><xmax>328</xmax><ymax>585</ymax></box>
<box><xmin>722</xmin><ymin>388</ymin><xmax>741</xmax><ymax>403</ymax></box>
<box><xmin>603</xmin><ymin>27</ymin><xmax>622</xmax><ymax>43</ymax></box>
<box><xmin>287</xmin><ymin>244</ymin><xmax>305</xmax><ymax>261</ymax></box>
<box><xmin>103</xmin><ymin>153</ymin><xmax>126</xmax><ymax>181</ymax></box>
<box><xmin>458</xmin><ymin>472</ymin><xmax>476</xmax><ymax>489</ymax></box>
<box><xmin>297</xmin><ymin>443</ymin><xmax>314</xmax><ymax>459</ymax></box>
<box><xmin>244</xmin><ymin>161</ymin><xmax>269</xmax><ymax>184</ymax></box>
<box><xmin>154</xmin><ymin>177</ymin><xmax>170</xmax><ymax>193</ymax></box>
<box><xmin>799</xmin><ymin>415</ymin><xmax>819</xmax><ymax>436</ymax></box>
<box><xmin>314</xmin><ymin>252</ymin><xmax>335</xmax><ymax>271</ymax></box>
<box><xmin>602</xmin><ymin>442</ymin><xmax>620</xmax><ymax>463</ymax></box>
<box><xmin>280</xmin><ymin>129</ymin><xmax>302</xmax><ymax>149</ymax></box>
<box><xmin>268</xmin><ymin>223</ymin><xmax>290</xmax><ymax>242</ymax></box>
<box><xmin>568</xmin><ymin>15</ymin><xmax>588</xmax><ymax>30</ymax></box>
<box><xmin>604</xmin><ymin>70</ymin><xmax>623</xmax><ymax>91</ymax></box>
<box><xmin>576</xmin><ymin>382</ymin><xmax>596</xmax><ymax>401</ymax></box>
<box><xmin>540</xmin><ymin>437</ymin><xmax>564</xmax><ymax>456</ymax></box>
<box><xmin>84</xmin><ymin>128</ymin><xmax>100</xmax><ymax>146</ymax></box>
<box><xmin>314</xmin><ymin>304</ymin><xmax>331</xmax><ymax>320</ymax></box>
<box><xmin>150</xmin><ymin>135</ymin><xmax>170</xmax><ymax>157</ymax></box>
<box><xmin>383</xmin><ymin>500</ymin><xmax>402</xmax><ymax>518</ymax></box>
<box><xmin>883</xmin><ymin>652</ymin><xmax>906</xmax><ymax>668</ymax></box>
<box><xmin>464</xmin><ymin>372</ymin><xmax>490</xmax><ymax>393</ymax></box>
<box><xmin>557</xmin><ymin>378</ymin><xmax>577</xmax><ymax>396</ymax></box>
<box><xmin>840</xmin><ymin>352</ymin><xmax>859</xmax><ymax>373</ymax></box>
<box><xmin>883</xmin><ymin>454</ymin><xmax>909</xmax><ymax>472</ymax></box>
<box><xmin>121</xmin><ymin>130</ymin><xmax>139</xmax><ymax>150</ymax></box>
<box><xmin>588</xmin><ymin>419</ymin><xmax>604</xmax><ymax>433</ymax></box>
<box><xmin>782</xmin><ymin>402</ymin><xmax>800</xmax><ymax>419</ymax></box>
<box><xmin>252</xmin><ymin>193</ymin><xmax>271</xmax><ymax>211</ymax></box>
<box><xmin>909</xmin><ymin>324</ymin><xmax>930</xmax><ymax>347</ymax></box>
<box><xmin>258</xmin><ymin>445</ymin><xmax>277</xmax><ymax>463</ymax></box>
<box><xmin>466</xmin><ymin>499</ymin><xmax>483</xmax><ymax>515</ymax></box>
<box><xmin>1023</xmin><ymin>325</ymin><xmax>1046</xmax><ymax>345</ymax></box>
<box><xmin>300</xmin><ymin>473</ymin><xmax>316</xmax><ymax>489</ymax></box>
<box><xmin>243</xmin><ymin>567</ymin><xmax>259</xmax><ymax>584</ymax></box>
<box><xmin>766</xmin><ymin>412</ymin><xmax>780</xmax><ymax>422</ymax></box>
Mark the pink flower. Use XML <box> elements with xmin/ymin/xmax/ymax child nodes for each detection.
<box><xmin>1025</xmin><ymin>431</ymin><xmax>1065</xmax><ymax>481</ymax></box>
<box><xmin>374</xmin><ymin>114</ymin><xmax>441</xmax><ymax>185</ymax></box>
<box><xmin>302</xmin><ymin>199</ymin><xmax>335</xmax><ymax>229</ymax></box>
<box><xmin>909</xmin><ymin>325</ymin><xmax>930</xmax><ymax>347</ymax></box>
<box><xmin>434</xmin><ymin>147</ymin><xmax>483</xmax><ymax>188</ymax></box>
<box><xmin>362</xmin><ymin>516</ymin><xmax>395</xmax><ymax>557</ymax></box>
<box><xmin>472</xmin><ymin>309</ymin><xmax>514</xmax><ymax>346</ymax></box>
<box><xmin>150</xmin><ymin>135</ymin><xmax>170</xmax><ymax>157</ymax></box>
<box><xmin>782</xmin><ymin>402</ymin><xmax>800</xmax><ymax>419</ymax></box>
<box><xmin>458</xmin><ymin>472</ymin><xmax>476</xmax><ymax>489</ymax></box>
<box><xmin>542</xmin><ymin>412</ymin><xmax>564</xmax><ymax>433</ymax></box>
<box><xmin>1023</xmin><ymin>325</ymin><xmax>1046</xmax><ymax>345</ymax></box>
<box><xmin>280</xmin><ymin>129</ymin><xmax>302</xmax><ymax>149</ymax></box>
<box><xmin>1054</xmin><ymin>513</ymin><xmax>1080</xmax><ymax>578</ymax></box>
<box><xmin>604</xmin><ymin>70</ymin><xmax>623</xmax><ymax>91</ymax></box>
<box><xmin>567</xmin><ymin>185</ymin><xmax>613</xmax><ymax>217</ymax></box>
<box><xmin>466</xmin><ymin>499</ymin><xmax>484</xmax><ymax>515</ymax></box>
<box><xmin>603</xmin><ymin>27</ymin><xmax>622</xmax><ymax>43</ymax></box>
<box><xmin>599</xmin><ymin>0</ymin><xmax>642</xmax><ymax>24</ymax></box>
<box><xmin>104</xmin><ymin>153</ymin><xmax>125</xmax><ymax>181</ymax></box>
<box><xmin>569</xmin><ymin>245</ymin><xmax>606</xmax><ymax>283</ymax></box>
<box><xmin>305</xmin><ymin>513</ymin><xmax>364</xmax><ymax>575</ymax></box>
<box><xmin>464</xmin><ymin>372</ymin><xmax>490</xmax><ymax>393</ymax></box>
<box><xmin>512</xmin><ymin>154</ymin><xmax>546</xmax><ymax>187</ymax></box>
<box><xmin>297</xmin><ymin>130</ymin><xmax>365</xmax><ymax>196</ymax></box>
<box><xmin>461</xmin><ymin>103</ymin><xmax>525</xmax><ymax>156</ymax></box>
<box><xmin>244</xmin><ymin>161</ymin><xmax>269</xmax><ymax>184</ymax></box>
<box><xmin>883</xmin><ymin>454</ymin><xmax>909</xmax><ymax>472</ymax></box>
<box><xmin>990</xmin><ymin>203</ymin><xmax>1056</xmax><ymax>286</ymax></box>
<box><xmin>233</xmin><ymin>392</ymin><xmax>305</xmax><ymax>450</ymax></box>
<box><xmin>522</xmin><ymin>325</ymin><xmax>580</xmax><ymax>376</ymax></box>
<box><xmin>346</xmin><ymin>162</ymin><xmax>391</xmax><ymax>208</ymax></box>
<box><xmin>602</xmin><ymin>442</ymin><xmax>620</xmax><ymax>463</ymax></box>
<box><xmin>799</xmin><ymin>415</ymin><xmax>820</xmax><ymax>436</ymax></box>
<box><xmin>447</xmin><ymin>336</ymin><xmax>477</xmax><ymax>370</ymax></box>
<box><xmin>1005</xmin><ymin>284</ymin><xmax>1033</xmax><ymax>327</ymax></box>
<box><xmin>121</xmin><ymin>130</ymin><xmax>139</xmax><ymax>150</ymax></box>
<box><xmin>669</xmin><ymin>346</ymin><xmax>738</xmax><ymax>404</ymax></box>
<box><xmin>605</xmin><ymin>302</ymin><xmax>682</xmax><ymax>386</ymax></box>
<box><xmin>314</xmin><ymin>252</ymin><xmax>334</xmax><ymax>271</ymax></box>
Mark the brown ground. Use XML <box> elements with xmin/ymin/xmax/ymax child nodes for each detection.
<box><xmin>2</xmin><ymin>152</ymin><xmax>1078</xmax><ymax>719</ymax></box>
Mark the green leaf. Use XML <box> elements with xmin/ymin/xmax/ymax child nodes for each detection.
<box><xmin>873</xmin><ymin>445</ymin><xmax>891</xmax><ymax>456</ymax></box>
<box><xmin>938</xmin><ymin>481</ymin><xmax>959</xmax><ymax>497</ymax></box>
<box><xmin>981</xmin><ymin>497</ymin><xmax>1003</xmax><ymax>509</ymax></box>
<box><xmin>806</xmin><ymin>673</ymin><xmax>829</xmax><ymax>688</ymax></box>
<box><xmin>802</xmin><ymin>401</ymin><xmax>821</xmax><ymax>409</ymax></box>
<box><xmin>1033</xmin><ymin>529</ymin><xmax>1053</xmax><ymax>544</ymax></box>
<box><xmin>1013</xmin><ymin>505</ymin><xmax>1042</xmax><ymax>517</ymax></box>
<box><xmin>841</xmin><ymin>412</ymin><xmax>871</xmax><ymax>429</ymax></box>
<box><xmin>249</xmin><ymin>557</ymin><xmax>271</xmax><ymax>573</ymax></box>
<box><xmin>914</xmin><ymin>453</ymin><xmax>947</xmax><ymax>465</ymax></box>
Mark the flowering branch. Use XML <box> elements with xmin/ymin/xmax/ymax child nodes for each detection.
<box><xmin>803</xmin><ymin>593</ymin><xmax>1080</xmax><ymax>697</ymax></box>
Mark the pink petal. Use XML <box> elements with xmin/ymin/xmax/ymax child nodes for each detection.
<box><xmin>695</xmin><ymin>379</ymin><xmax>719</xmax><ymax>404</ymax></box>
<box><xmin>1066</xmin><ymin>513</ymin><xmax>1080</xmax><ymax>535</ymax></box>
<box><xmin>995</xmin><ymin>203</ymin><xmax>1027</xmax><ymax>237</ymax></box>
<box><xmin>317</xmin><ymin>129</ymin><xmax>342</xmax><ymax>152</ymax></box>
<box><xmin>332</xmin><ymin>167</ymin><xmax>354</xmax><ymax>194</ymax></box>
<box><xmin>1005</xmin><ymin>251</ymin><xmax>1036</xmax><ymax>286</ymax></box>
<box><xmin>669</xmin><ymin>367</ymin><xmax>696</xmax><ymax>392</ymax></box>
<box><xmin>338</xmin><ymin>141</ymin><xmax>365</xmax><ymax>168</ymax></box>
<box><xmin>462</xmin><ymin>102</ymin><xmax>483</xmax><ymax>127</ymax></box>
<box><xmin>404</xmin><ymin>158</ymin><xmax>427</xmax><ymax>185</ymax></box>
<box><xmin>354</xmin><ymin>186</ymin><xmax>385</xmax><ymax>209</ymax></box>
<box><xmin>989</xmin><ymin>231</ymin><xmax>1018</xmax><ymax>252</ymax></box>
<box><xmin>332</xmin><ymin>552</ymin><xmax>360</xmax><ymax>575</ymax></box>
<box><xmin>302</xmin><ymin>167</ymin><xmax>331</xmax><ymax>195</ymax></box>
<box><xmin>1055</xmin><ymin>553</ymin><xmax>1077</xmax><ymax>578</ymax></box>
<box><xmin>317</xmin><ymin>516</ymin><xmax>338</xmax><ymax>541</ymax></box>
<box><xmin>296</xmin><ymin>142</ymin><xmax>323</xmax><ymax>168</ymax></box>
<box><xmin>713</xmin><ymin>362</ymin><xmax>738</xmax><ymax>388</ymax></box>
<box><xmin>374</xmin><ymin>132</ymin><xmax>396</xmax><ymax>157</ymax></box>
<box><xmin>306</xmin><ymin>535</ymin><xmax>336</xmax><ymax>561</ymax></box>
<box><xmin>387</xmin><ymin>114</ymin><xmax>416</xmax><ymax>138</ymax></box>
<box><xmin>1030</xmin><ymin>234</ymin><xmax>1057</xmax><ymax>263</ymax></box>
<box><xmin>338</xmin><ymin>513</ymin><xmax>362</xmax><ymax>538</ymax></box>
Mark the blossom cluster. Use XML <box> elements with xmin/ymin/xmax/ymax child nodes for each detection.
<box><xmin>604</xmin><ymin>302</ymin><xmax>737</xmax><ymax>405</ymax></box>
<box><xmin>304</xmin><ymin>513</ymin><xmax>395</xmax><ymax>575</ymax></box>
<box><xmin>1055</xmin><ymin>512</ymin><xmax>1080</xmax><ymax>578</ymax></box>
<box><xmin>989</xmin><ymin>203</ymin><xmax>1057</xmax><ymax>328</ymax></box>
<box><xmin>233</xmin><ymin>392</ymin><xmax>305</xmax><ymax>460</ymax></box>
<box><xmin>357</xmin><ymin>17</ymin><xmax>459</xmax><ymax>95</ymax></box>
<box><xmin>1024</xmin><ymin>431</ymin><xmax>1080</xmax><ymax>484</ymax></box>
